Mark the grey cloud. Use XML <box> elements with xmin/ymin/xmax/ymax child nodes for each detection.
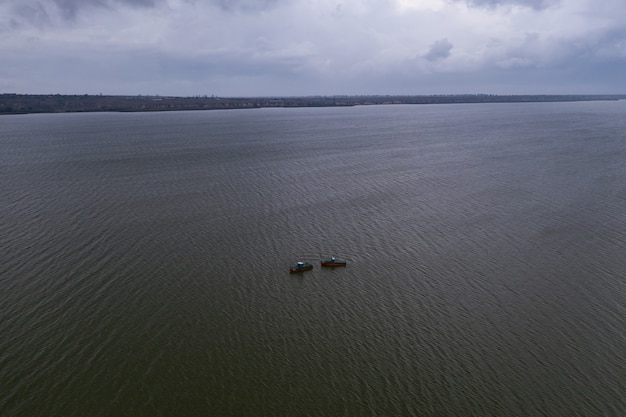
<box><xmin>424</xmin><ymin>39</ymin><xmax>454</xmax><ymax>61</ymax></box>
<box><xmin>52</xmin><ymin>0</ymin><xmax>107</xmax><ymax>20</ymax></box>
<box><xmin>212</xmin><ymin>0</ymin><xmax>281</xmax><ymax>13</ymax></box>
<box><xmin>53</xmin><ymin>0</ymin><xmax>159</xmax><ymax>9</ymax></box>
<box><xmin>14</xmin><ymin>3</ymin><xmax>52</xmax><ymax>27</ymax></box>
<box><xmin>53</xmin><ymin>0</ymin><xmax>161</xmax><ymax>19</ymax></box>
<box><xmin>8</xmin><ymin>0</ymin><xmax>162</xmax><ymax>26</ymax></box>
<box><xmin>457</xmin><ymin>0</ymin><xmax>559</xmax><ymax>10</ymax></box>
<box><xmin>7</xmin><ymin>0</ymin><xmax>276</xmax><ymax>27</ymax></box>
<box><xmin>3</xmin><ymin>0</ymin><xmax>625</xmax><ymax>96</ymax></box>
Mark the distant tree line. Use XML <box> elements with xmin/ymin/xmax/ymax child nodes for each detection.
<box><xmin>1</xmin><ymin>93</ymin><xmax>624</xmax><ymax>115</ymax></box>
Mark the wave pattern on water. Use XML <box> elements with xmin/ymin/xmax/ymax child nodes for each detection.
<box><xmin>1</xmin><ymin>104</ymin><xmax>626</xmax><ymax>416</ymax></box>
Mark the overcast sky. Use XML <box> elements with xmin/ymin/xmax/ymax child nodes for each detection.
<box><xmin>2</xmin><ymin>0</ymin><xmax>626</xmax><ymax>96</ymax></box>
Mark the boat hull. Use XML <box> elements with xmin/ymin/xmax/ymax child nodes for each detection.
<box><xmin>290</xmin><ymin>263</ymin><xmax>313</xmax><ymax>273</ymax></box>
<box><xmin>321</xmin><ymin>260</ymin><xmax>347</xmax><ymax>267</ymax></box>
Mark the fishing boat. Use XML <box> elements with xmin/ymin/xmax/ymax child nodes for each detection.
<box><xmin>321</xmin><ymin>257</ymin><xmax>347</xmax><ymax>267</ymax></box>
<box><xmin>290</xmin><ymin>261</ymin><xmax>313</xmax><ymax>273</ymax></box>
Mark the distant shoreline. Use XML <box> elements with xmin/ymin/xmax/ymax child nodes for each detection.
<box><xmin>1</xmin><ymin>93</ymin><xmax>625</xmax><ymax>115</ymax></box>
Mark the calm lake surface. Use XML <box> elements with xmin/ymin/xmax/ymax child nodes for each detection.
<box><xmin>1</xmin><ymin>102</ymin><xmax>625</xmax><ymax>416</ymax></box>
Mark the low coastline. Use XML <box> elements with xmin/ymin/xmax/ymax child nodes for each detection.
<box><xmin>1</xmin><ymin>93</ymin><xmax>624</xmax><ymax>115</ymax></box>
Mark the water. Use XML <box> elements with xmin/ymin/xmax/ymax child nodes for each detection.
<box><xmin>1</xmin><ymin>102</ymin><xmax>625</xmax><ymax>416</ymax></box>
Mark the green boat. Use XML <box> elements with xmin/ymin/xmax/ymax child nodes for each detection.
<box><xmin>321</xmin><ymin>257</ymin><xmax>347</xmax><ymax>267</ymax></box>
<box><xmin>290</xmin><ymin>261</ymin><xmax>313</xmax><ymax>273</ymax></box>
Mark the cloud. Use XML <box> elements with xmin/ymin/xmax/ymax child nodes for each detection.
<box><xmin>211</xmin><ymin>0</ymin><xmax>281</xmax><ymax>13</ymax></box>
<box><xmin>3</xmin><ymin>0</ymin><xmax>161</xmax><ymax>27</ymax></box>
<box><xmin>1</xmin><ymin>0</ymin><xmax>625</xmax><ymax>95</ymax></box>
<box><xmin>456</xmin><ymin>0</ymin><xmax>559</xmax><ymax>10</ymax></box>
<box><xmin>12</xmin><ymin>3</ymin><xmax>53</xmax><ymax>27</ymax></box>
<box><xmin>424</xmin><ymin>39</ymin><xmax>454</xmax><ymax>61</ymax></box>
<box><xmin>52</xmin><ymin>0</ymin><xmax>107</xmax><ymax>20</ymax></box>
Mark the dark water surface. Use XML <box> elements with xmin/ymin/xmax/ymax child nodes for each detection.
<box><xmin>1</xmin><ymin>102</ymin><xmax>625</xmax><ymax>416</ymax></box>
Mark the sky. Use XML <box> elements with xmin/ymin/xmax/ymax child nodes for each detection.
<box><xmin>1</xmin><ymin>0</ymin><xmax>626</xmax><ymax>96</ymax></box>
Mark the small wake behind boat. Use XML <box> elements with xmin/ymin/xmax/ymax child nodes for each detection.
<box><xmin>321</xmin><ymin>257</ymin><xmax>347</xmax><ymax>267</ymax></box>
<box><xmin>290</xmin><ymin>261</ymin><xmax>313</xmax><ymax>273</ymax></box>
